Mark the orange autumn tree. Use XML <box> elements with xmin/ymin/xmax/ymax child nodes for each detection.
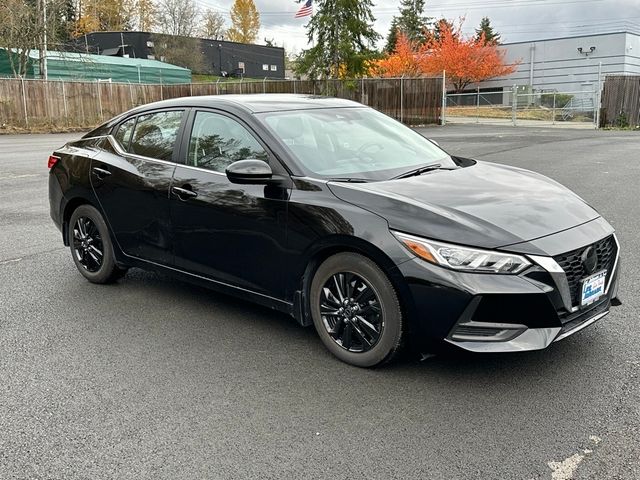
<box><xmin>422</xmin><ymin>21</ymin><xmax>519</xmax><ymax>92</ymax></box>
<box><xmin>376</xmin><ymin>20</ymin><xmax>519</xmax><ymax>92</ymax></box>
<box><xmin>376</xmin><ymin>32</ymin><xmax>427</xmax><ymax>77</ymax></box>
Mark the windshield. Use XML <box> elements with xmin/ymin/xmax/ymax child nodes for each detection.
<box><xmin>258</xmin><ymin>107</ymin><xmax>454</xmax><ymax>181</ymax></box>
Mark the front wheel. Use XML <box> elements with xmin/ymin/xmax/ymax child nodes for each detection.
<box><xmin>68</xmin><ymin>204</ymin><xmax>126</xmax><ymax>284</ymax></box>
<box><xmin>309</xmin><ymin>252</ymin><xmax>404</xmax><ymax>367</ymax></box>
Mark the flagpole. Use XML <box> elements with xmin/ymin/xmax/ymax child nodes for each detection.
<box><xmin>294</xmin><ymin>0</ymin><xmax>314</xmax><ymax>47</ymax></box>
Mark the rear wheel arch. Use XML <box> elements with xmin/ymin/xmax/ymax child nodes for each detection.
<box><xmin>62</xmin><ymin>197</ymin><xmax>99</xmax><ymax>246</ymax></box>
<box><xmin>67</xmin><ymin>204</ymin><xmax>127</xmax><ymax>283</ymax></box>
<box><xmin>62</xmin><ymin>198</ymin><xmax>125</xmax><ymax>264</ymax></box>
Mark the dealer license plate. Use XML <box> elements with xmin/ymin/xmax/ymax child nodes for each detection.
<box><xmin>580</xmin><ymin>270</ymin><xmax>607</xmax><ymax>307</ymax></box>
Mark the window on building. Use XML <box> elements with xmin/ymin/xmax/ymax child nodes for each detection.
<box><xmin>238</xmin><ymin>62</ymin><xmax>245</xmax><ymax>73</ymax></box>
<box><xmin>263</xmin><ymin>64</ymin><xmax>269</xmax><ymax>71</ymax></box>
<box><xmin>270</xmin><ymin>65</ymin><xmax>277</xmax><ymax>71</ymax></box>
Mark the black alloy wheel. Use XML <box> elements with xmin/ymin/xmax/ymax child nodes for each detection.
<box><xmin>319</xmin><ymin>272</ymin><xmax>383</xmax><ymax>353</ymax></box>
<box><xmin>310</xmin><ymin>252</ymin><xmax>404</xmax><ymax>368</ymax></box>
<box><xmin>72</xmin><ymin>216</ymin><xmax>104</xmax><ymax>272</ymax></box>
<box><xmin>68</xmin><ymin>205</ymin><xmax>127</xmax><ymax>284</ymax></box>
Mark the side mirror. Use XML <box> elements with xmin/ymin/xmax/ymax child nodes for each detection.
<box><xmin>225</xmin><ymin>159</ymin><xmax>273</xmax><ymax>184</ymax></box>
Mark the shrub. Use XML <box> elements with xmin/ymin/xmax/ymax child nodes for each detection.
<box><xmin>614</xmin><ymin>111</ymin><xmax>629</xmax><ymax>128</ymax></box>
<box><xmin>540</xmin><ymin>93</ymin><xmax>573</xmax><ymax>108</ymax></box>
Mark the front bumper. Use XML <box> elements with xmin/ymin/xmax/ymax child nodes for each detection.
<box><xmin>398</xmin><ymin>228</ymin><xmax>621</xmax><ymax>353</ymax></box>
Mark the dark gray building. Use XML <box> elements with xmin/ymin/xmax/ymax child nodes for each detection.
<box><xmin>78</xmin><ymin>31</ymin><xmax>285</xmax><ymax>79</ymax></box>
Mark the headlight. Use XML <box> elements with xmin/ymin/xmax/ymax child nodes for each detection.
<box><xmin>392</xmin><ymin>231</ymin><xmax>531</xmax><ymax>274</ymax></box>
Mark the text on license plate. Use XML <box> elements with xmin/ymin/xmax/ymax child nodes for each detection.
<box><xmin>581</xmin><ymin>270</ymin><xmax>607</xmax><ymax>306</ymax></box>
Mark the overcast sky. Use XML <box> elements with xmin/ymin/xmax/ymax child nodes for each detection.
<box><xmin>195</xmin><ymin>0</ymin><xmax>640</xmax><ymax>53</ymax></box>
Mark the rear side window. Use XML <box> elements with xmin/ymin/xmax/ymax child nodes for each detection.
<box><xmin>129</xmin><ymin>111</ymin><xmax>183</xmax><ymax>161</ymax></box>
<box><xmin>114</xmin><ymin>117</ymin><xmax>136</xmax><ymax>151</ymax></box>
<box><xmin>84</xmin><ymin>123</ymin><xmax>111</xmax><ymax>138</ymax></box>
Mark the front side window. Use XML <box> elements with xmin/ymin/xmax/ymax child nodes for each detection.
<box><xmin>113</xmin><ymin>117</ymin><xmax>136</xmax><ymax>150</ymax></box>
<box><xmin>129</xmin><ymin>110</ymin><xmax>183</xmax><ymax>161</ymax></box>
<box><xmin>187</xmin><ymin>111</ymin><xmax>268</xmax><ymax>173</ymax></box>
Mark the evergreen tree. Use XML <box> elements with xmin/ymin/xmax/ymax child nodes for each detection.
<box><xmin>397</xmin><ymin>0</ymin><xmax>431</xmax><ymax>44</ymax></box>
<box><xmin>432</xmin><ymin>18</ymin><xmax>455</xmax><ymax>43</ymax></box>
<box><xmin>385</xmin><ymin>0</ymin><xmax>431</xmax><ymax>52</ymax></box>
<box><xmin>296</xmin><ymin>0</ymin><xmax>381</xmax><ymax>79</ymax></box>
<box><xmin>52</xmin><ymin>0</ymin><xmax>76</xmax><ymax>45</ymax></box>
<box><xmin>384</xmin><ymin>17</ymin><xmax>399</xmax><ymax>53</ymax></box>
<box><xmin>475</xmin><ymin>16</ymin><xmax>501</xmax><ymax>45</ymax></box>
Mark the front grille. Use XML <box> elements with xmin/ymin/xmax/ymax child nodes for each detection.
<box><xmin>553</xmin><ymin>235</ymin><xmax>617</xmax><ymax>307</ymax></box>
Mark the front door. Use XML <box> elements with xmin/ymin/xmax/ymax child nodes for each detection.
<box><xmin>169</xmin><ymin>110</ymin><xmax>291</xmax><ymax>299</ymax></box>
<box><xmin>91</xmin><ymin>109</ymin><xmax>185</xmax><ymax>265</ymax></box>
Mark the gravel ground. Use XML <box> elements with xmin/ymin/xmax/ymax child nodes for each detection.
<box><xmin>0</xmin><ymin>125</ymin><xmax>638</xmax><ymax>479</ymax></box>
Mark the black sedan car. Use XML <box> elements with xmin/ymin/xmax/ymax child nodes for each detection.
<box><xmin>48</xmin><ymin>94</ymin><xmax>621</xmax><ymax>367</ymax></box>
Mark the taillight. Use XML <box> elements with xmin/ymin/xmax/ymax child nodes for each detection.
<box><xmin>48</xmin><ymin>155</ymin><xmax>60</xmax><ymax>169</ymax></box>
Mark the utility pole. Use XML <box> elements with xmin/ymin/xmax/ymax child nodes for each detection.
<box><xmin>43</xmin><ymin>0</ymin><xmax>48</xmax><ymax>80</ymax></box>
<box><xmin>39</xmin><ymin>0</ymin><xmax>48</xmax><ymax>80</ymax></box>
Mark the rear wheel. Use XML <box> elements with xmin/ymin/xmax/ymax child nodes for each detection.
<box><xmin>68</xmin><ymin>205</ymin><xmax>126</xmax><ymax>284</ymax></box>
<box><xmin>309</xmin><ymin>252</ymin><xmax>404</xmax><ymax>367</ymax></box>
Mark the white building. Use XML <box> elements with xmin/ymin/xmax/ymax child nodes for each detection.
<box><xmin>480</xmin><ymin>31</ymin><xmax>640</xmax><ymax>94</ymax></box>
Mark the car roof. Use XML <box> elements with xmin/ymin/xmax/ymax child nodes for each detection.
<box><xmin>131</xmin><ymin>94</ymin><xmax>363</xmax><ymax>114</ymax></box>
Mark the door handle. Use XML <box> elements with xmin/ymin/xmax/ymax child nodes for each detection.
<box><xmin>92</xmin><ymin>167</ymin><xmax>111</xmax><ymax>179</ymax></box>
<box><xmin>172</xmin><ymin>186</ymin><xmax>198</xmax><ymax>200</ymax></box>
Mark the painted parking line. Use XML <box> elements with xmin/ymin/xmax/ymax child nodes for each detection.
<box><xmin>0</xmin><ymin>174</ymin><xmax>42</xmax><ymax>180</ymax></box>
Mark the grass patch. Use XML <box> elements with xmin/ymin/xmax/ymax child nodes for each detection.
<box><xmin>192</xmin><ymin>74</ymin><xmax>264</xmax><ymax>84</ymax></box>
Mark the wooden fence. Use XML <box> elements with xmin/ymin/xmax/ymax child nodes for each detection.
<box><xmin>0</xmin><ymin>76</ymin><xmax>444</xmax><ymax>130</ymax></box>
<box><xmin>600</xmin><ymin>75</ymin><xmax>640</xmax><ymax>128</ymax></box>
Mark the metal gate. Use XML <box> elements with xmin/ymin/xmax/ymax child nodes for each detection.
<box><xmin>443</xmin><ymin>86</ymin><xmax>599</xmax><ymax>128</ymax></box>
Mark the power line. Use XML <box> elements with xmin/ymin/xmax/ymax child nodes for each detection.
<box><xmin>189</xmin><ymin>0</ymin><xmax>638</xmax><ymax>48</ymax></box>
<box><xmin>194</xmin><ymin>0</ymin><xmax>606</xmax><ymax>17</ymax></box>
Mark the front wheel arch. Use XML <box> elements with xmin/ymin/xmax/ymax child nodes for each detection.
<box><xmin>308</xmin><ymin>251</ymin><xmax>406</xmax><ymax>366</ymax></box>
<box><xmin>296</xmin><ymin>238</ymin><xmax>415</xmax><ymax>331</ymax></box>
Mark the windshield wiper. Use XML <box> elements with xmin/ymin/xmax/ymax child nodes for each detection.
<box><xmin>391</xmin><ymin>164</ymin><xmax>458</xmax><ymax>180</ymax></box>
<box><xmin>327</xmin><ymin>177</ymin><xmax>371</xmax><ymax>183</ymax></box>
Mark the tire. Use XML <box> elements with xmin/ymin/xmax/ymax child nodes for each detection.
<box><xmin>68</xmin><ymin>204</ymin><xmax>127</xmax><ymax>284</ymax></box>
<box><xmin>309</xmin><ymin>252</ymin><xmax>404</xmax><ymax>368</ymax></box>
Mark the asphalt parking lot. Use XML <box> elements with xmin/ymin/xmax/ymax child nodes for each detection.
<box><xmin>1</xmin><ymin>124</ymin><xmax>638</xmax><ymax>479</ymax></box>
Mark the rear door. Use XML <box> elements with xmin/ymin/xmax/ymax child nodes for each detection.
<box><xmin>91</xmin><ymin>109</ymin><xmax>186</xmax><ymax>265</ymax></box>
<box><xmin>169</xmin><ymin>109</ymin><xmax>291</xmax><ymax>299</ymax></box>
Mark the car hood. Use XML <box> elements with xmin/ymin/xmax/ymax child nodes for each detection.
<box><xmin>327</xmin><ymin>161</ymin><xmax>600</xmax><ymax>249</ymax></box>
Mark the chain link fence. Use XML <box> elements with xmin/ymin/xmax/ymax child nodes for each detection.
<box><xmin>444</xmin><ymin>87</ymin><xmax>599</xmax><ymax>128</ymax></box>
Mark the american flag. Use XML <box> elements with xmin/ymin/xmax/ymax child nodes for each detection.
<box><xmin>295</xmin><ymin>0</ymin><xmax>313</xmax><ymax>18</ymax></box>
